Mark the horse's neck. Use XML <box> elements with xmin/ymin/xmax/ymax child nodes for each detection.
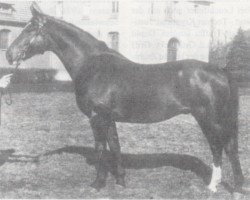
<box><xmin>52</xmin><ymin>43</ymin><xmax>90</xmax><ymax>80</ymax></box>
<box><xmin>46</xmin><ymin>19</ymin><xmax>106</xmax><ymax>80</ymax></box>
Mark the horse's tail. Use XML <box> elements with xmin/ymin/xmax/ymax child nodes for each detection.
<box><xmin>224</xmin><ymin>70</ymin><xmax>239</xmax><ymax>140</ymax></box>
<box><xmin>221</xmin><ymin>70</ymin><xmax>244</xmax><ymax>191</ymax></box>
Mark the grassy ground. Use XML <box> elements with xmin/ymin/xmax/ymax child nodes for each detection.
<box><xmin>0</xmin><ymin>87</ymin><xmax>248</xmax><ymax>199</ymax></box>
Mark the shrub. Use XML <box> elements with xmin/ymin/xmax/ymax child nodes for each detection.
<box><xmin>0</xmin><ymin>68</ymin><xmax>57</xmax><ymax>84</ymax></box>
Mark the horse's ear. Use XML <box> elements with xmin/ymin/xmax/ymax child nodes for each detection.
<box><xmin>30</xmin><ymin>2</ymin><xmax>46</xmax><ymax>25</ymax></box>
<box><xmin>30</xmin><ymin>2</ymin><xmax>43</xmax><ymax>17</ymax></box>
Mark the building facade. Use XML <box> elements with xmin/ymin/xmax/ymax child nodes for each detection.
<box><xmin>38</xmin><ymin>0</ymin><xmax>214</xmax><ymax>80</ymax></box>
<box><xmin>0</xmin><ymin>1</ymin><xmax>214</xmax><ymax>81</ymax></box>
<box><xmin>40</xmin><ymin>0</ymin><xmax>213</xmax><ymax>63</ymax></box>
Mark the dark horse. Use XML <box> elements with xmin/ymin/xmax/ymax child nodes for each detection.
<box><xmin>6</xmin><ymin>3</ymin><xmax>244</xmax><ymax>194</ymax></box>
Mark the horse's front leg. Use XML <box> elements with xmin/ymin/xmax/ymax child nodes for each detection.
<box><xmin>89</xmin><ymin>115</ymin><xmax>109</xmax><ymax>190</ymax></box>
<box><xmin>106</xmin><ymin>120</ymin><xmax>126</xmax><ymax>187</ymax></box>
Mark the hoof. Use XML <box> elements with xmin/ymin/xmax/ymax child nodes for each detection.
<box><xmin>116</xmin><ymin>177</ymin><xmax>126</xmax><ymax>188</ymax></box>
<box><xmin>90</xmin><ymin>180</ymin><xmax>106</xmax><ymax>191</ymax></box>
<box><xmin>232</xmin><ymin>192</ymin><xmax>244</xmax><ymax>200</ymax></box>
<box><xmin>208</xmin><ymin>184</ymin><xmax>217</xmax><ymax>193</ymax></box>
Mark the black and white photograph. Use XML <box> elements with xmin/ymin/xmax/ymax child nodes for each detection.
<box><xmin>0</xmin><ymin>0</ymin><xmax>249</xmax><ymax>199</ymax></box>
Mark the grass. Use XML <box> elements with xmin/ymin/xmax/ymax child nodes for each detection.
<box><xmin>0</xmin><ymin>86</ymin><xmax>248</xmax><ymax>198</ymax></box>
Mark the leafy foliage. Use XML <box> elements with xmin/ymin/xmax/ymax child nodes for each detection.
<box><xmin>209</xmin><ymin>44</ymin><xmax>229</xmax><ymax>69</ymax></box>
<box><xmin>226</xmin><ymin>28</ymin><xmax>250</xmax><ymax>70</ymax></box>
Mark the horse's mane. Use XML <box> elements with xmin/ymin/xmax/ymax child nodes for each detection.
<box><xmin>44</xmin><ymin>14</ymin><xmax>109</xmax><ymax>51</ymax></box>
<box><xmin>41</xmin><ymin>14</ymin><xmax>127</xmax><ymax>59</ymax></box>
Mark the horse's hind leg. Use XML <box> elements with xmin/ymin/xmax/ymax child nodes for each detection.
<box><xmin>89</xmin><ymin>115</ymin><xmax>109</xmax><ymax>190</ymax></box>
<box><xmin>105</xmin><ymin>120</ymin><xmax>126</xmax><ymax>187</ymax></box>
<box><xmin>224</xmin><ymin>136</ymin><xmax>244</xmax><ymax>192</ymax></box>
<box><xmin>192</xmin><ymin>106</ymin><xmax>223</xmax><ymax>192</ymax></box>
<box><xmin>223</xmin><ymin>81</ymin><xmax>244</xmax><ymax>193</ymax></box>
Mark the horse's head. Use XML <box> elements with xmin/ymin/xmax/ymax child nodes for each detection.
<box><xmin>6</xmin><ymin>2</ymin><xmax>50</xmax><ymax>65</ymax></box>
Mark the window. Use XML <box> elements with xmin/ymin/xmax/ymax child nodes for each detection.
<box><xmin>150</xmin><ymin>1</ymin><xmax>154</xmax><ymax>15</ymax></box>
<box><xmin>150</xmin><ymin>1</ymin><xmax>162</xmax><ymax>21</ymax></box>
<box><xmin>112</xmin><ymin>1</ymin><xmax>119</xmax><ymax>13</ymax></box>
<box><xmin>167</xmin><ymin>38</ymin><xmax>179</xmax><ymax>62</ymax></box>
<box><xmin>194</xmin><ymin>4</ymin><xmax>199</xmax><ymax>13</ymax></box>
<box><xmin>0</xmin><ymin>29</ymin><xmax>10</xmax><ymax>50</ymax></box>
<box><xmin>165</xmin><ymin>5</ymin><xmax>173</xmax><ymax>21</ymax></box>
<box><xmin>108</xmin><ymin>32</ymin><xmax>119</xmax><ymax>51</ymax></box>
<box><xmin>165</xmin><ymin>1</ymin><xmax>180</xmax><ymax>22</ymax></box>
<box><xmin>0</xmin><ymin>3</ymin><xmax>14</xmax><ymax>15</ymax></box>
<box><xmin>110</xmin><ymin>1</ymin><xmax>119</xmax><ymax>19</ymax></box>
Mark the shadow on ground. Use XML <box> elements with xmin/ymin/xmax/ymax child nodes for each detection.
<box><xmin>0</xmin><ymin>149</ymin><xmax>39</xmax><ymax>166</ymax></box>
<box><xmin>39</xmin><ymin>145</ymin><xmax>239</xmax><ymax>194</ymax></box>
<box><xmin>1</xmin><ymin>146</ymin><xmax>249</xmax><ymax>195</ymax></box>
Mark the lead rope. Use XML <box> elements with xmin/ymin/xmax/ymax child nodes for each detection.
<box><xmin>0</xmin><ymin>63</ymin><xmax>20</xmax><ymax>125</ymax></box>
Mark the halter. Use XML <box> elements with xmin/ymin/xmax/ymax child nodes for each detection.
<box><xmin>21</xmin><ymin>19</ymin><xmax>47</xmax><ymax>58</ymax></box>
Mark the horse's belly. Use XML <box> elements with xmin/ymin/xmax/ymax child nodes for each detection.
<box><xmin>112</xmin><ymin>100</ymin><xmax>190</xmax><ymax>124</ymax></box>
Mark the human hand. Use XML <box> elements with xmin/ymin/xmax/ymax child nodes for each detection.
<box><xmin>0</xmin><ymin>74</ymin><xmax>13</xmax><ymax>89</ymax></box>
